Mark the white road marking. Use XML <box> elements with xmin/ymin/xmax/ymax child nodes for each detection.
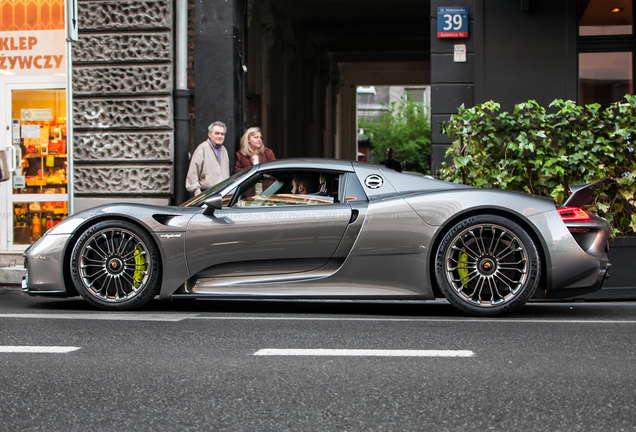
<box><xmin>1</xmin><ymin>314</ymin><xmax>636</xmax><ymax>324</ymax></box>
<box><xmin>0</xmin><ymin>313</ymin><xmax>198</xmax><ymax>322</ymax></box>
<box><xmin>254</xmin><ymin>349</ymin><xmax>475</xmax><ymax>357</ymax></box>
<box><xmin>191</xmin><ymin>317</ymin><xmax>636</xmax><ymax>324</ymax></box>
<box><xmin>0</xmin><ymin>346</ymin><xmax>80</xmax><ymax>353</ymax></box>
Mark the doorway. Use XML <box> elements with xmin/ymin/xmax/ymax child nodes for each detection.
<box><xmin>1</xmin><ymin>83</ymin><xmax>69</xmax><ymax>251</ymax></box>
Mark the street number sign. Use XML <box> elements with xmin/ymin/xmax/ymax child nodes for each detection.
<box><xmin>437</xmin><ymin>7</ymin><xmax>468</xmax><ymax>38</ymax></box>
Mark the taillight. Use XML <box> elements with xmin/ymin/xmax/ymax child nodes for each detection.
<box><xmin>557</xmin><ymin>206</ymin><xmax>591</xmax><ymax>222</ymax></box>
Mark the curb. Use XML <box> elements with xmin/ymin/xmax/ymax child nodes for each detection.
<box><xmin>0</xmin><ymin>267</ymin><xmax>26</xmax><ymax>285</ymax></box>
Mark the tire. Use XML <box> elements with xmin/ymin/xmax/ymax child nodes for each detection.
<box><xmin>435</xmin><ymin>215</ymin><xmax>540</xmax><ymax>317</ymax></box>
<box><xmin>70</xmin><ymin>220</ymin><xmax>161</xmax><ymax>311</ymax></box>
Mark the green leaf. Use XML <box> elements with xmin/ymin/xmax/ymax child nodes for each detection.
<box><xmin>439</xmin><ymin>97</ymin><xmax>636</xmax><ymax>236</ymax></box>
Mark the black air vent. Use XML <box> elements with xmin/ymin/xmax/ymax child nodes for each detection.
<box><xmin>152</xmin><ymin>215</ymin><xmax>180</xmax><ymax>226</ymax></box>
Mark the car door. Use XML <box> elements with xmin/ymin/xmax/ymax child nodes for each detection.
<box><xmin>185</xmin><ymin>170</ymin><xmax>352</xmax><ymax>278</ymax></box>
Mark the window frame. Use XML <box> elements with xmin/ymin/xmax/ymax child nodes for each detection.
<box><xmin>577</xmin><ymin>1</ymin><xmax>636</xmax><ymax>104</ymax></box>
<box><xmin>225</xmin><ymin>168</ymin><xmax>351</xmax><ymax>209</ymax></box>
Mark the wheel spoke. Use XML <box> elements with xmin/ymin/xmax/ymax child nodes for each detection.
<box><xmin>496</xmin><ymin>243</ymin><xmax>522</xmax><ymax>261</ymax></box>
<box><xmin>489</xmin><ymin>229</ymin><xmax>505</xmax><ymax>255</ymax></box>
<box><xmin>120</xmin><ymin>272</ymin><xmax>141</xmax><ymax>292</ymax></box>
<box><xmin>487</xmin><ymin>277</ymin><xmax>504</xmax><ymax>303</ymax></box>
<box><xmin>101</xmin><ymin>232</ymin><xmax>113</xmax><ymax>255</ymax></box>
<box><xmin>493</xmin><ymin>273</ymin><xmax>514</xmax><ymax>292</ymax></box>
<box><xmin>498</xmin><ymin>265</ymin><xmax>526</xmax><ymax>273</ymax></box>
<box><xmin>86</xmin><ymin>244</ymin><xmax>107</xmax><ymax>260</ymax></box>
<box><xmin>494</xmin><ymin>270</ymin><xmax>517</xmax><ymax>286</ymax></box>
<box><xmin>452</xmin><ymin>270</ymin><xmax>479</xmax><ymax>287</ymax></box>
<box><xmin>82</xmin><ymin>257</ymin><xmax>105</xmax><ymax>264</ymax></box>
<box><xmin>122</xmin><ymin>248</ymin><xmax>146</xmax><ymax>261</ymax></box>
<box><xmin>81</xmin><ymin>264</ymin><xmax>106</xmax><ymax>269</ymax></box>
<box><xmin>117</xmin><ymin>234</ymin><xmax>133</xmax><ymax>256</ymax></box>
<box><xmin>88</xmin><ymin>267</ymin><xmax>108</xmax><ymax>280</ymax></box>
<box><xmin>470</xmin><ymin>276</ymin><xmax>486</xmax><ymax>302</ymax></box>
<box><xmin>456</xmin><ymin>240</ymin><xmax>479</xmax><ymax>260</ymax></box>
<box><xmin>114</xmin><ymin>277</ymin><xmax>128</xmax><ymax>300</ymax></box>
<box><xmin>468</xmin><ymin>230</ymin><xmax>484</xmax><ymax>255</ymax></box>
<box><xmin>99</xmin><ymin>274</ymin><xmax>113</xmax><ymax>298</ymax></box>
<box><xmin>477</xmin><ymin>226</ymin><xmax>489</xmax><ymax>256</ymax></box>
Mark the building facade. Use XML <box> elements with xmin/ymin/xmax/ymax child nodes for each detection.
<box><xmin>0</xmin><ymin>0</ymin><xmax>633</xmax><ymax>256</ymax></box>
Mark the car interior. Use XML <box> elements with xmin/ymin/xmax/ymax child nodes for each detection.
<box><xmin>225</xmin><ymin>170</ymin><xmax>342</xmax><ymax>207</ymax></box>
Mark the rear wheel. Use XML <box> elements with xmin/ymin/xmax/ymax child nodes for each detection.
<box><xmin>435</xmin><ymin>215</ymin><xmax>540</xmax><ymax>317</ymax></box>
<box><xmin>70</xmin><ymin>220</ymin><xmax>161</xmax><ymax>310</ymax></box>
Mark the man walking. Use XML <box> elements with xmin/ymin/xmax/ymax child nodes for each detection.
<box><xmin>186</xmin><ymin>121</ymin><xmax>230</xmax><ymax>196</ymax></box>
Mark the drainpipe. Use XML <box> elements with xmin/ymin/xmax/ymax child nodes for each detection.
<box><xmin>66</xmin><ymin>0</ymin><xmax>78</xmax><ymax>214</ymax></box>
<box><xmin>173</xmin><ymin>0</ymin><xmax>190</xmax><ymax>204</ymax></box>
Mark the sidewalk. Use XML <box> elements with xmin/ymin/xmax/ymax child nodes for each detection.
<box><xmin>0</xmin><ymin>253</ymin><xmax>25</xmax><ymax>285</ymax></box>
<box><xmin>0</xmin><ymin>266</ymin><xmax>25</xmax><ymax>284</ymax></box>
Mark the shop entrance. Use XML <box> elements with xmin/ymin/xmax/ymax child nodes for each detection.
<box><xmin>1</xmin><ymin>84</ymin><xmax>69</xmax><ymax>251</ymax></box>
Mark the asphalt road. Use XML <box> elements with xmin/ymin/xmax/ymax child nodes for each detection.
<box><xmin>1</xmin><ymin>287</ymin><xmax>636</xmax><ymax>431</ymax></box>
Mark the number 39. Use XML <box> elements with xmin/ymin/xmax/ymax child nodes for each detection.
<box><xmin>443</xmin><ymin>14</ymin><xmax>463</xmax><ymax>31</ymax></box>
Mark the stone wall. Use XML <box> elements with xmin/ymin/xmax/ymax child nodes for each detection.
<box><xmin>72</xmin><ymin>0</ymin><xmax>173</xmax><ymax>205</ymax></box>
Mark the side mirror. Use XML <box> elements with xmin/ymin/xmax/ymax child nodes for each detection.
<box><xmin>202</xmin><ymin>194</ymin><xmax>223</xmax><ymax>215</ymax></box>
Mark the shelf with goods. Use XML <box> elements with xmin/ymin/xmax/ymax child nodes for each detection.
<box><xmin>13</xmin><ymin>202</ymin><xmax>68</xmax><ymax>245</ymax></box>
<box><xmin>11</xmin><ymin>116</ymin><xmax>69</xmax><ymax>245</ymax></box>
<box><xmin>14</xmin><ymin>117</ymin><xmax>68</xmax><ymax>196</ymax></box>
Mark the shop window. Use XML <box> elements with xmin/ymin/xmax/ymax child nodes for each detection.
<box><xmin>13</xmin><ymin>202</ymin><xmax>67</xmax><ymax>244</ymax></box>
<box><xmin>12</xmin><ymin>89</ymin><xmax>67</xmax><ymax>195</ymax></box>
<box><xmin>11</xmin><ymin>89</ymin><xmax>68</xmax><ymax>245</ymax></box>
<box><xmin>579</xmin><ymin>0</ymin><xmax>633</xmax><ymax>36</ymax></box>
<box><xmin>579</xmin><ymin>52</ymin><xmax>633</xmax><ymax>107</ymax></box>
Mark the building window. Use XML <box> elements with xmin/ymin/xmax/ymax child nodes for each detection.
<box><xmin>579</xmin><ymin>52</ymin><xmax>633</xmax><ymax>106</ymax></box>
<box><xmin>578</xmin><ymin>0</ymin><xmax>635</xmax><ymax>107</ymax></box>
<box><xmin>579</xmin><ymin>0</ymin><xmax>633</xmax><ymax>36</ymax></box>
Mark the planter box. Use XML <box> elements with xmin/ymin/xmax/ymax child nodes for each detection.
<box><xmin>579</xmin><ymin>236</ymin><xmax>636</xmax><ymax>300</ymax></box>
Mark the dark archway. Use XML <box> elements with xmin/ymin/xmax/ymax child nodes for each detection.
<box><xmin>193</xmin><ymin>0</ymin><xmax>431</xmax><ymax>167</ymax></box>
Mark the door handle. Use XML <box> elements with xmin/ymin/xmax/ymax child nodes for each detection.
<box><xmin>6</xmin><ymin>146</ymin><xmax>16</xmax><ymax>172</ymax></box>
<box><xmin>349</xmin><ymin>209</ymin><xmax>359</xmax><ymax>224</ymax></box>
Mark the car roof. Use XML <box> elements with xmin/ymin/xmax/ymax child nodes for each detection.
<box><xmin>256</xmin><ymin>158</ymin><xmax>356</xmax><ymax>172</ymax></box>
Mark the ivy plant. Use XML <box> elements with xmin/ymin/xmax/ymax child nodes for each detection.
<box><xmin>440</xmin><ymin>96</ymin><xmax>636</xmax><ymax>236</ymax></box>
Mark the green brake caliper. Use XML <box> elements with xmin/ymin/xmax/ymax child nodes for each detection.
<box><xmin>133</xmin><ymin>245</ymin><xmax>147</xmax><ymax>288</ymax></box>
<box><xmin>457</xmin><ymin>248</ymin><xmax>469</xmax><ymax>286</ymax></box>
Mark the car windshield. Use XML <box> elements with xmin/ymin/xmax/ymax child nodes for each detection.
<box><xmin>181</xmin><ymin>169</ymin><xmax>252</xmax><ymax>207</ymax></box>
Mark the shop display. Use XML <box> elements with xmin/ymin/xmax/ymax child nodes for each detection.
<box><xmin>7</xmin><ymin>89</ymin><xmax>69</xmax><ymax>247</ymax></box>
<box><xmin>11</xmin><ymin>113</ymin><xmax>69</xmax><ymax>245</ymax></box>
<box><xmin>14</xmin><ymin>116</ymin><xmax>68</xmax><ymax>195</ymax></box>
<box><xmin>13</xmin><ymin>202</ymin><xmax>67</xmax><ymax>245</ymax></box>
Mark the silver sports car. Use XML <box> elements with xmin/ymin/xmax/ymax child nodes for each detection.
<box><xmin>23</xmin><ymin>159</ymin><xmax>610</xmax><ymax>316</ymax></box>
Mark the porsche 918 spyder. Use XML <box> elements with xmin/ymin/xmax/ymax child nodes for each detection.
<box><xmin>23</xmin><ymin>159</ymin><xmax>610</xmax><ymax>316</ymax></box>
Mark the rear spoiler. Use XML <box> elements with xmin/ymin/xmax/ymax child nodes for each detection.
<box><xmin>563</xmin><ymin>179</ymin><xmax>605</xmax><ymax>208</ymax></box>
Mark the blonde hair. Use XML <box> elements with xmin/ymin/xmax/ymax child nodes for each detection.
<box><xmin>239</xmin><ymin>127</ymin><xmax>265</xmax><ymax>156</ymax></box>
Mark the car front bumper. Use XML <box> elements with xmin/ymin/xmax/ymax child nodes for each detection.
<box><xmin>22</xmin><ymin>234</ymin><xmax>71</xmax><ymax>296</ymax></box>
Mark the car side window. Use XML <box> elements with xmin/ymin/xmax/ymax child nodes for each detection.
<box><xmin>231</xmin><ymin>170</ymin><xmax>342</xmax><ymax>208</ymax></box>
<box><xmin>343</xmin><ymin>173</ymin><xmax>368</xmax><ymax>202</ymax></box>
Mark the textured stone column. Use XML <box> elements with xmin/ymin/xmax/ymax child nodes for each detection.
<box><xmin>72</xmin><ymin>0</ymin><xmax>174</xmax><ymax>210</ymax></box>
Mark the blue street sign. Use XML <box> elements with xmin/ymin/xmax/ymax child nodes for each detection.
<box><xmin>437</xmin><ymin>7</ymin><xmax>468</xmax><ymax>38</ymax></box>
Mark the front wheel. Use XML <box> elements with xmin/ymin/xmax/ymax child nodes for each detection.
<box><xmin>435</xmin><ymin>215</ymin><xmax>541</xmax><ymax>317</ymax></box>
<box><xmin>70</xmin><ymin>220</ymin><xmax>161</xmax><ymax>311</ymax></box>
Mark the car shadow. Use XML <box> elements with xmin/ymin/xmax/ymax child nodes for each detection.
<box><xmin>23</xmin><ymin>294</ymin><xmax>466</xmax><ymax>317</ymax></box>
<box><xmin>17</xmin><ymin>292</ymin><xmax>633</xmax><ymax>320</ymax></box>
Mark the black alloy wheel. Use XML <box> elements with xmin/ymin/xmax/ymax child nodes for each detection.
<box><xmin>70</xmin><ymin>220</ymin><xmax>161</xmax><ymax>310</ymax></box>
<box><xmin>435</xmin><ymin>215</ymin><xmax>541</xmax><ymax>317</ymax></box>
